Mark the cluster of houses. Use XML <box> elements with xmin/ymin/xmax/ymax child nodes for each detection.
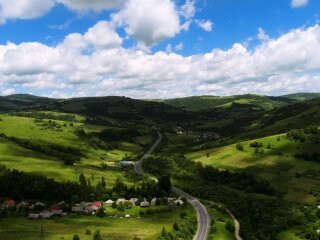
<box><xmin>173</xmin><ymin>126</ymin><xmax>219</xmax><ymax>141</ymax></box>
<box><xmin>1</xmin><ymin>197</ymin><xmax>184</xmax><ymax>220</ymax></box>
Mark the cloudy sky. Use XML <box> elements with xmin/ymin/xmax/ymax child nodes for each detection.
<box><xmin>0</xmin><ymin>0</ymin><xmax>319</xmax><ymax>98</ymax></box>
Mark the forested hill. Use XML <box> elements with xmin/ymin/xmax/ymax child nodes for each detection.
<box><xmin>0</xmin><ymin>94</ymin><xmax>59</xmax><ymax>113</ymax></box>
<box><xmin>162</xmin><ymin>93</ymin><xmax>320</xmax><ymax>112</ymax></box>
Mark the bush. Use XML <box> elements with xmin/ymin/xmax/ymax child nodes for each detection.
<box><xmin>73</xmin><ymin>234</ymin><xmax>80</xmax><ymax>240</ymax></box>
<box><xmin>225</xmin><ymin>221</ymin><xmax>235</xmax><ymax>233</ymax></box>
<box><xmin>236</xmin><ymin>143</ymin><xmax>244</xmax><ymax>151</ymax></box>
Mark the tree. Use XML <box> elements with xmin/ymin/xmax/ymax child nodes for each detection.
<box><xmin>93</xmin><ymin>229</ymin><xmax>102</xmax><ymax>240</ymax></box>
<box><xmin>236</xmin><ymin>143</ymin><xmax>244</xmax><ymax>151</ymax></box>
<box><xmin>73</xmin><ymin>234</ymin><xmax>80</xmax><ymax>240</ymax></box>
<box><xmin>96</xmin><ymin>207</ymin><xmax>106</xmax><ymax>218</ymax></box>
<box><xmin>226</xmin><ymin>221</ymin><xmax>235</xmax><ymax>233</ymax></box>
<box><xmin>180</xmin><ymin>212</ymin><xmax>187</xmax><ymax>219</ymax></box>
<box><xmin>158</xmin><ymin>175</ymin><xmax>172</xmax><ymax>193</ymax></box>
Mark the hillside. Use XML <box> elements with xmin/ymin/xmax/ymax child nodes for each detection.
<box><xmin>0</xmin><ymin>94</ymin><xmax>59</xmax><ymax>113</ymax></box>
<box><xmin>163</xmin><ymin>93</ymin><xmax>320</xmax><ymax>112</ymax></box>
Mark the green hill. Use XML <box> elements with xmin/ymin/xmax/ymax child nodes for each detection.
<box><xmin>163</xmin><ymin>93</ymin><xmax>320</xmax><ymax>112</ymax></box>
<box><xmin>0</xmin><ymin>94</ymin><xmax>59</xmax><ymax>113</ymax></box>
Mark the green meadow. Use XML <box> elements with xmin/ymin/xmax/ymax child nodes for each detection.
<box><xmin>0</xmin><ymin>206</ymin><xmax>192</xmax><ymax>240</ymax></box>
<box><xmin>0</xmin><ymin>113</ymin><xmax>149</xmax><ymax>186</ymax></box>
<box><xmin>187</xmin><ymin>134</ymin><xmax>320</xmax><ymax>204</ymax></box>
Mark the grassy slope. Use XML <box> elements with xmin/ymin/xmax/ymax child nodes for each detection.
<box><xmin>0</xmin><ymin>205</ymin><xmax>195</xmax><ymax>240</ymax></box>
<box><xmin>187</xmin><ymin>134</ymin><xmax>320</xmax><ymax>204</ymax></box>
<box><xmin>0</xmin><ymin>113</ymin><xmax>145</xmax><ymax>186</ymax></box>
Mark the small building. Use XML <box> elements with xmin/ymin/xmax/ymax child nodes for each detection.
<box><xmin>91</xmin><ymin>202</ymin><xmax>102</xmax><ymax>208</ymax></box>
<box><xmin>118</xmin><ymin>161</ymin><xmax>134</xmax><ymax>166</ymax></box>
<box><xmin>52</xmin><ymin>209</ymin><xmax>63</xmax><ymax>215</ymax></box>
<box><xmin>140</xmin><ymin>199</ymin><xmax>150</xmax><ymax>208</ymax></box>
<box><xmin>28</xmin><ymin>213</ymin><xmax>40</xmax><ymax>220</ymax></box>
<box><xmin>151</xmin><ymin>198</ymin><xmax>157</xmax><ymax>206</ymax></box>
<box><xmin>40</xmin><ymin>211</ymin><xmax>54</xmax><ymax>219</ymax></box>
<box><xmin>72</xmin><ymin>205</ymin><xmax>84</xmax><ymax>213</ymax></box>
<box><xmin>125</xmin><ymin>214</ymin><xmax>130</xmax><ymax>218</ymax></box>
<box><xmin>3</xmin><ymin>199</ymin><xmax>15</xmax><ymax>208</ymax></box>
<box><xmin>129</xmin><ymin>198</ymin><xmax>138</xmax><ymax>204</ymax></box>
<box><xmin>116</xmin><ymin>198</ymin><xmax>127</xmax><ymax>205</ymax></box>
<box><xmin>106</xmin><ymin>200</ymin><xmax>114</xmax><ymax>205</ymax></box>
<box><xmin>174</xmin><ymin>199</ymin><xmax>184</xmax><ymax>206</ymax></box>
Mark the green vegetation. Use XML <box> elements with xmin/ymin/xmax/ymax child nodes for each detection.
<box><xmin>187</xmin><ymin>129</ymin><xmax>320</xmax><ymax>204</ymax></box>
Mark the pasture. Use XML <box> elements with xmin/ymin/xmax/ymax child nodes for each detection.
<box><xmin>0</xmin><ymin>113</ymin><xmax>149</xmax><ymax>186</ymax></box>
<box><xmin>187</xmin><ymin>134</ymin><xmax>320</xmax><ymax>204</ymax></box>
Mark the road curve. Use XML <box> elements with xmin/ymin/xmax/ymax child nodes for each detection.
<box><xmin>134</xmin><ymin>132</ymin><xmax>211</xmax><ymax>240</ymax></box>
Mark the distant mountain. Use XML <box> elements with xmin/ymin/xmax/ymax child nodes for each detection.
<box><xmin>163</xmin><ymin>93</ymin><xmax>320</xmax><ymax>112</ymax></box>
<box><xmin>281</xmin><ymin>92</ymin><xmax>320</xmax><ymax>101</ymax></box>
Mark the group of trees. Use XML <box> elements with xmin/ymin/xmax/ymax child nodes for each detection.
<box><xmin>10</xmin><ymin>111</ymin><xmax>77</xmax><ymax>122</ymax></box>
<box><xmin>143</xmin><ymin>154</ymin><xmax>274</xmax><ymax>195</ymax></box>
<box><xmin>157</xmin><ymin>219</ymin><xmax>197</xmax><ymax>240</ymax></box>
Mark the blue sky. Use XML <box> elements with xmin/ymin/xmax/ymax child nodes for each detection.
<box><xmin>0</xmin><ymin>0</ymin><xmax>319</xmax><ymax>98</ymax></box>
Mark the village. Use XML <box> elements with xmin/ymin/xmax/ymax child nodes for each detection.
<box><xmin>0</xmin><ymin>196</ymin><xmax>185</xmax><ymax>220</ymax></box>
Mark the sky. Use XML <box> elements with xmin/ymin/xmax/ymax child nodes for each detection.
<box><xmin>0</xmin><ymin>0</ymin><xmax>319</xmax><ymax>98</ymax></box>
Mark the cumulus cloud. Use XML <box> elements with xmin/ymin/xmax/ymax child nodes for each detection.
<box><xmin>112</xmin><ymin>0</ymin><xmax>180</xmax><ymax>47</ymax></box>
<box><xmin>1</xmin><ymin>23</ymin><xmax>320</xmax><ymax>98</ymax></box>
<box><xmin>291</xmin><ymin>0</ymin><xmax>309</xmax><ymax>8</ymax></box>
<box><xmin>0</xmin><ymin>0</ymin><xmax>54</xmax><ymax>23</ymax></box>
<box><xmin>196</xmin><ymin>19</ymin><xmax>213</xmax><ymax>32</ymax></box>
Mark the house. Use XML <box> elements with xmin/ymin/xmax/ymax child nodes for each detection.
<box><xmin>151</xmin><ymin>198</ymin><xmax>157</xmax><ymax>206</ymax></box>
<box><xmin>40</xmin><ymin>211</ymin><xmax>54</xmax><ymax>219</ymax></box>
<box><xmin>52</xmin><ymin>209</ymin><xmax>63</xmax><ymax>215</ymax></box>
<box><xmin>116</xmin><ymin>198</ymin><xmax>127</xmax><ymax>205</ymax></box>
<box><xmin>72</xmin><ymin>205</ymin><xmax>84</xmax><ymax>213</ymax></box>
<box><xmin>90</xmin><ymin>202</ymin><xmax>102</xmax><ymax>208</ymax></box>
<box><xmin>129</xmin><ymin>198</ymin><xmax>138</xmax><ymax>204</ymax></box>
<box><xmin>28</xmin><ymin>213</ymin><xmax>40</xmax><ymax>220</ymax></box>
<box><xmin>140</xmin><ymin>199</ymin><xmax>150</xmax><ymax>208</ymax></box>
<box><xmin>16</xmin><ymin>201</ymin><xmax>28</xmax><ymax>210</ymax></box>
<box><xmin>106</xmin><ymin>200</ymin><xmax>114</xmax><ymax>205</ymax></box>
<box><xmin>3</xmin><ymin>199</ymin><xmax>15</xmax><ymax>208</ymax></box>
<box><xmin>118</xmin><ymin>161</ymin><xmax>134</xmax><ymax>166</ymax></box>
<box><xmin>174</xmin><ymin>199</ymin><xmax>184</xmax><ymax>206</ymax></box>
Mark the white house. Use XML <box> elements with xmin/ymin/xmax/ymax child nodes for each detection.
<box><xmin>151</xmin><ymin>198</ymin><xmax>157</xmax><ymax>206</ymax></box>
<box><xmin>40</xmin><ymin>211</ymin><xmax>54</xmax><ymax>219</ymax></box>
<box><xmin>140</xmin><ymin>199</ymin><xmax>150</xmax><ymax>208</ymax></box>
<box><xmin>106</xmin><ymin>200</ymin><xmax>114</xmax><ymax>205</ymax></box>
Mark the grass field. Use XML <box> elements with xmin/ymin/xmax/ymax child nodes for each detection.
<box><xmin>0</xmin><ymin>206</ymin><xmax>192</xmax><ymax>240</ymax></box>
<box><xmin>0</xmin><ymin>113</ymin><xmax>149</xmax><ymax>186</ymax></box>
<box><xmin>187</xmin><ymin>134</ymin><xmax>320</xmax><ymax>204</ymax></box>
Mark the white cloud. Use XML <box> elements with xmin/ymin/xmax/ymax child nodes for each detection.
<box><xmin>0</xmin><ymin>0</ymin><xmax>54</xmax><ymax>23</ymax></box>
<box><xmin>174</xmin><ymin>42</ymin><xmax>184</xmax><ymax>51</ymax></box>
<box><xmin>196</xmin><ymin>19</ymin><xmax>213</xmax><ymax>32</ymax></box>
<box><xmin>57</xmin><ymin>0</ymin><xmax>126</xmax><ymax>12</ymax></box>
<box><xmin>180</xmin><ymin>0</ymin><xmax>196</xmax><ymax>19</ymax></box>
<box><xmin>112</xmin><ymin>0</ymin><xmax>180</xmax><ymax>47</ymax></box>
<box><xmin>257</xmin><ymin>27</ymin><xmax>270</xmax><ymax>42</ymax></box>
<box><xmin>291</xmin><ymin>0</ymin><xmax>309</xmax><ymax>8</ymax></box>
<box><xmin>1</xmin><ymin>23</ymin><xmax>320</xmax><ymax>98</ymax></box>
<box><xmin>2</xmin><ymin>88</ymin><xmax>15</xmax><ymax>95</ymax></box>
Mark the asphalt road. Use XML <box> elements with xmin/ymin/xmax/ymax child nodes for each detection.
<box><xmin>134</xmin><ymin>132</ymin><xmax>210</xmax><ymax>240</ymax></box>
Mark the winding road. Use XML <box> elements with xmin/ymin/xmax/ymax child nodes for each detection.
<box><xmin>134</xmin><ymin>132</ymin><xmax>211</xmax><ymax>240</ymax></box>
